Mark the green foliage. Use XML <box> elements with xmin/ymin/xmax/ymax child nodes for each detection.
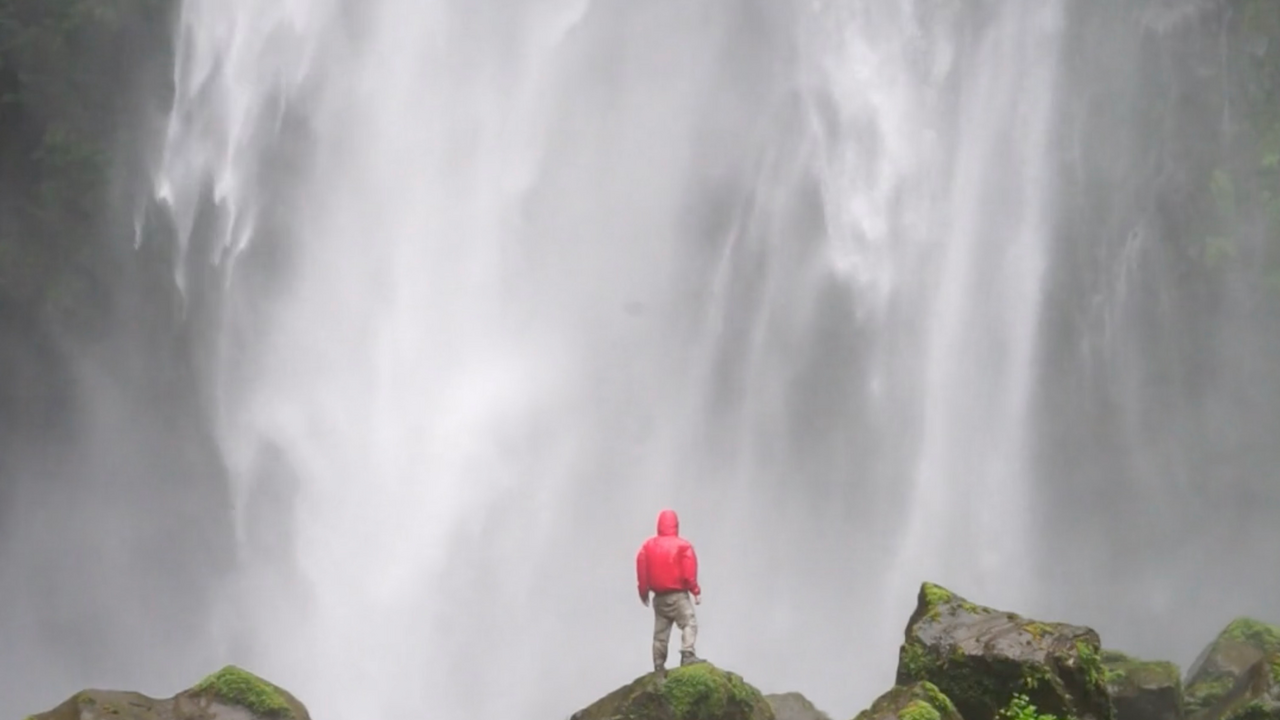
<box><xmin>192</xmin><ymin>666</ymin><xmax>294</xmax><ymax>719</ymax></box>
<box><xmin>1099</xmin><ymin>649</ymin><xmax>1181</xmax><ymax>692</ymax></box>
<box><xmin>660</xmin><ymin>664</ymin><xmax>763</xmax><ymax>720</ymax></box>
<box><xmin>1223</xmin><ymin>700</ymin><xmax>1278</xmax><ymax>720</ymax></box>
<box><xmin>854</xmin><ymin>682</ymin><xmax>960</xmax><ymax>720</ymax></box>
<box><xmin>920</xmin><ymin>682</ymin><xmax>959</xmax><ymax>718</ymax></box>
<box><xmin>1185</xmin><ymin>619</ymin><xmax>1280</xmax><ymax>715</ymax></box>
<box><xmin>923</xmin><ymin>583</ymin><xmax>954</xmax><ymax>609</ymax></box>
<box><xmin>919</xmin><ymin>582</ymin><xmax>986</xmax><ymax>620</ymax></box>
<box><xmin>1023</xmin><ymin>623</ymin><xmax>1054</xmax><ymax>642</ymax></box>
<box><xmin>1186</xmin><ymin>676</ymin><xmax>1235</xmax><ymax>714</ymax></box>
<box><xmin>1074</xmin><ymin>640</ymin><xmax>1105</xmax><ymax>691</ymax></box>
<box><xmin>0</xmin><ymin>0</ymin><xmax>174</xmax><ymax>329</ymax></box>
<box><xmin>900</xmin><ymin>641</ymin><xmax>934</xmax><ymax>682</ymax></box>
<box><xmin>1022</xmin><ymin>664</ymin><xmax>1053</xmax><ymax>690</ymax></box>
<box><xmin>999</xmin><ymin>694</ymin><xmax>1063</xmax><ymax>720</ymax></box>
<box><xmin>902</xmin><ymin>700</ymin><xmax>943</xmax><ymax>720</ymax></box>
<box><xmin>1221</xmin><ymin>618</ymin><xmax>1280</xmax><ymax>654</ymax></box>
<box><xmin>1196</xmin><ymin>1</ymin><xmax>1280</xmax><ymax>285</ymax></box>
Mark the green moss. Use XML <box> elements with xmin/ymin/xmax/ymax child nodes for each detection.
<box><xmin>902</xmin><ymin>700</ymin><xmax>943</xmax><ymax>720</ymax></box>
<box><xmin>1101</xmin><ymin>648</ymin><xmax>1181</xmax><ymax>697</ymax></box>
<box><xmin>1186</xmin><ymin>676</ymin><xmax>1235</xmax><ymax>713</ymax></box>
<box><xmin>855</xmin><ymin>682</ymin><xmax>960</xmax><ymax>720</ymax></box>
<box><xmin>1024</xmin><ymin>624</ymin><xmax>1054</xmax><ymax>641</ymax></box>
<box><xmin>918</xmin><ymin>583</ymin><xmax>988</xmax><ymax>620</ymax></box>
<box><xmin>661</xmin><ymin>664</ymin><xmax>762</xmax><ymax>720</ymax></box>
<box><xmin>192</xmin><ymin>666</ymin><xmax>294</xmax><ymax>718</ymax></box>
<box><xmin>726</xmin><ymin>672</ymin><xmax>764</xmax><ymax>710</ymax></box>
<box><xmin>1224</xmin><ymin>700</ymin><xmax>1277</xmax><ymax>720</ymax></box>
<box><xmin>924</xmin><ymin>583</ymin><xmax>955</xmax><ymax>609</ymax></box>
<box><xmin>1223</xmin><ymin>619</ymin><xmax>1280</xmax><ymax>655</ymax></box>
<box><xmin>920</xmin><ymin>682</ymin><xmax>959</xmax><ymax>717</ymax></box>
<box><xmin>1129</xmin><ymin>662</ymin><xmax>1180</xmax><ymax>689</ymax></box>
<box><xmin>900</xmin><ymin>641</ymin><xmax>935</xmax><ymax>682</ymax></box>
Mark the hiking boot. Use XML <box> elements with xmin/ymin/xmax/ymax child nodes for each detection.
<box><xmin>680</xmin><ymin>651</ymin><xmax>706</xmax><ymax>667</ymax></box>
<box><xmin>654</xmin><ymin>665</ymin><xmax>667</xmax><ymax>682</ymax></box>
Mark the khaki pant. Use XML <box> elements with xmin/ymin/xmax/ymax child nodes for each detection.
<box><xmin>652</xmin><ymin>591</ymin><xmax>697</xmax><ymax>670</ymax></box>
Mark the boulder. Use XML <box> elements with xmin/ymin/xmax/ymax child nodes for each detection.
<box><xmin>895</xmin><ymin>582</ymin><xmax>1112</xmax><ymax>720</ymax></box>
<box><xmin>1102</xmin><ymin>650</ymin><xmax>1183</xmax><ymax>720</ymax></box>
<box><xmin>766</xmin><ymin>693</ymin><xmax>832</xmax><ymax>720</ymax></box>
<box><xmin>27</xmin><ymin>666</ymin><xmax>308</xmax><ymax>720</ymax></box>
<box><xmin>1186</xmin><ymin>654</ymin><xmax>1280</xmax><ymax>720</ymax></box>
<box><xmin>570</xmin><ymin>664</ymin><xmax>774</xmax><ymax>720</ymax></box>
<box><xmin>1185</xmin><ymin>619</ymin><xmax>1280</xmax><ymax>717</ymax></box>
<box><xmin>853</xmin><ymin>682</ymin><xmax>962</xmax><ymax>720</ymax></box>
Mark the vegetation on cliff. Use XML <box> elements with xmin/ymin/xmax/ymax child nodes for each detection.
<box><xmin>0</xmin><ymin>0</ymin><xmax>175</xmax><ymax>331</ymax></box>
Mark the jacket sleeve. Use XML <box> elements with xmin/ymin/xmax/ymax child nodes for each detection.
<box><xmin>682</xmin><ymin>542</ymin><xmax>700</xmax><ymax>596</ymax></box>
<box><xmin>636</xmin><ymin>543</ymin><xmax>650</xmax><ymax>600</ymax></box>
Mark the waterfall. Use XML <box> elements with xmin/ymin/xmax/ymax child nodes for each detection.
<box><xmin>155</xmin><ymin>1</ymin><xmax>1068</xmax><ymax>718</ymax></box>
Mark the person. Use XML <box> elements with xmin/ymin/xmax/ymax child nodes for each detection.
<box><xmin>636</xmin><ymin>509</ymin><xmax>704</xmax><ymax>676</ymax></box>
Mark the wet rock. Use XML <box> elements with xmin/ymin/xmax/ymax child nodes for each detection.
<box><xmin>895</xmin><ymin>582</ymin><xmax>1112</xmax><ymax>720</ymax></box>
<box><xmin>1102</xmin><ymin>650</ymin><xmax>1183</xmax><ymax>720</ymax></box>
<box><xmin>570</xmin><ymin>664</ymin><xmax>774</xmax><ymax>720</ymax></box>
<box><xmin>853</xmin><ymin>682</ymin><xmax>962</xmax><ymax>720</ymax></box>
<box><xmin>766</xmin><ymin>692</ymin><xmax>832</xmax><ymax>720</ymax></box>
<box><xmin>1185</xmin><ymin>619</ymin><xmax>1280</xmax><ymax>717</ymax></box>
<box><xmin>27</xmin><ymin>666</ymin><xmax>308</xmax><ymax>720</ymax></box>
<box><xmin>1186</xmin><ymin>654</ymin><xmax>1280</xmax><ymax>720</ymax></box>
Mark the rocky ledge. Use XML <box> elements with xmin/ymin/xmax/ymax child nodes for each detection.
<box><xmin>22</xmin><ymin>583</ymin><xmax>1280</xmax><ymax>720</ymax></box>
<box><xmin>26</xmin><ymin>666</ymin><xmax>308</xmax><ymax>720</ymax></box>
<box><xmin>567</xmin><ymin>582</ymin><xmax>1280</xmax><ymax>720</ymax></box>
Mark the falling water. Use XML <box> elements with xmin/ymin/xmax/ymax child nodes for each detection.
<box><xmin>154</xmin><ymin>0</ymin><xmax>1065</xmax><ymax>718</ymax></box>
<box><xmin>884</xmin><ymin>1</ymin><xmax>1064</xmax><ymax>614</ymax></box>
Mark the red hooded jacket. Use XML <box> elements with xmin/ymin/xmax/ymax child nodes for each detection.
<box><xmin>636</xmin><ymin>509</ymin><xmax>700</xmax><ymax>600</ymax></box>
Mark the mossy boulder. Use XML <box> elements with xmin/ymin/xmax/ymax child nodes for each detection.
<box><xmin>853</xmin><ymin>682</ymin><xmax>962</xmax><ymax>720</ymax></box>
<box><xmin>765</xmin><ymin>693</ymin><xmax>832</xmax><ymax>720</ymax></box>
<box><xmin>570</xmin><ymin>664</ymin><xmax>774</xmax><ymax>720</ymax></box>
<box><xmin>1185</xmin><ymin>619</ymin><xmax>1280</xmax><ymax>717</ymax></box>
<box><xmin>182</xmin><ymin>666</ymin><xmax>307</xmax><ymax>719</ymax></box>
<box><xmin>1102</xmin><ymin>650</ymin><xmax>1183</xmax><ymax>720</ymax></box>
<box><xmin>895</xmin><ymin>582</ymin><xmax>1112</xmax><ymax>720</ymax></box>
<box><xmin>27</xmin><ymin>666</ymin><xmax>309</xmax><ymax>720</ymax></box>
<box><xmin>1177</xmin><ymin>648</ymin><xmax>1280</xmax><ymax>720</ymax></box>
<box><xmin>1185</xmin><ymin>654</ymin><xmax>1280</xmax><ymax>720</ymax></box>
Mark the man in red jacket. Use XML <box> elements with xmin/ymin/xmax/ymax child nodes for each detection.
<box><xmin>636</xmin><ymin>509</ymin><xmax>704</xmax><ymax>676</ymax></box>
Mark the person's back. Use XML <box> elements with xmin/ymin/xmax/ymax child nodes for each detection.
<box><xmin>636</xmin><ymin>509</ymin><xmax>703</xmax><ymax>677</ymax></box>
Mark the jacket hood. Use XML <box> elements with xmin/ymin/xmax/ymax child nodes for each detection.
<box><xmin>656</xmin><ymin>509</ymin><xmax>679</xmax><ymax>536</ymax></box>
